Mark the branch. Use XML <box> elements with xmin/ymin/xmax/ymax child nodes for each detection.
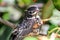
<box><xmin>0</xmin><ymin>17</ymin><xmax>17</xmax><ymax>29</ymax></box>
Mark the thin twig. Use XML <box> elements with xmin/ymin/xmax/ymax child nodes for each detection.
<box><xmin>0</xmin><ymin>17</ymin><xmax>17</xmax><ymax>29</ymax></box>
<box><xmin>48</xmin><ymin>27</ymin><xmax>58</xmax><ymax>35</ymax></box>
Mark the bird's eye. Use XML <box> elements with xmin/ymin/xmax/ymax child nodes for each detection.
<box><xmin>32</xmin><ymin>11</ymin><xmax>35</xmax><ymax>13</ymax></box>
<box><xmin>28</xmin><ymin>11</ymin><xmax>32</xmax><ymax>13</ymax></box>
<box><xmin>30</xmin><ymin>12</ymin><xmax>32</xmax><ymax>13</ymax></box>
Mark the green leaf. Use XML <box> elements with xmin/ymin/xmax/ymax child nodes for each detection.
<box><xmin>49</xmin><ymin>9</ymin><xmax>60</xmax><ymax>25</ymax></box>
<box><xmin>0</xmin><ymin>25</ymin><xmax>12</xmax><ymax>40</ymax></box>
<box><xmin>0</xmin><ymin>26</ymin><xmax>6</xmax><ymax>36</ymax></box>
<box><xmin>17</xmin><ymin>0</ymin><xmax>25</xmax><ymax>7</ymax></box>
<box><xmin>2</xmin><ymin>13</ymin><xmax>10</xmax><ymax>20</ymax></box>
<box><xmin>42</xmin><ymin>0</ymin><xmax>54</xmax><ymax>19</ymax></box>
<box><xmin>55</xmin><ymin>38</ymin><xmax>60</xmax><ymax>40</ymax></box>
<box><xmin>23</xmin><ymin>36</ymin><xmax>38</xmax><ymax>40</ymax></box>
<box><xmin>0</xmin><ymin>0</ymin><xmax>2</xmax><ymax>3</ymax></box>
<box><xmin>48</xmin><ymin>24</ymin><xmax>58</xmax><ymax>31</ymax></box>
<box><xmin>23</xmin><ymin>0</ymin><xmax>34</xmax><ymax>6</ymax></box>
<box><xmin>52</xmin><ymin>0</ymin><xmax>60</xmax><ymax>10</ymax></box>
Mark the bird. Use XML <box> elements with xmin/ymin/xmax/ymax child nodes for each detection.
<box><xmin>10</xmin><ymin>6</ymin><xmax>43</xmax><ymax>40</ymax></box>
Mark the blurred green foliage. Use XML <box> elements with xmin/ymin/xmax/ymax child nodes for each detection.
<box><xmin>42</xmin><ymin>0</ymin><xmax>54</xmax><ymax>19</ymax></box>
<box><xmin>0</xmin><ymin>12</ymin><xmax>12</xmax><ymax>40</ymax></box>
<box><xmin>0</xmin><ymin>0</ymin><xmax>2</xmax><ymax>2</ymax></box>
<box><xmin>52</xmin><ymin>0</ymin><xmax>60</xmax><ymax>10</ymax></box>
<box><xmin>0</xmin><ymin>0</ymin><xmax>60</xmax><ymax>40</ymax></box>
<box><xmin>0</xmin><ymin>25</ymin><xmax>12</xmax><ymax>40</ymax></box>
<box><xmin>23</xmin><ymin>36</ymin><xmax>38</xmax><ymax>40</ymax></box>
<box><xmin>2</xmin><ymin>12</ymin><xmax>10</xmax><ymax>20</ymax></box>
<box><xmin>55</xmin><ymin>38</ymin><xmax>60</xmax><ymax>40</ymax></box>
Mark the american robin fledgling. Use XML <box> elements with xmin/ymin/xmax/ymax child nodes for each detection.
<box><xmin>10</xmin><ymin>6</ymin><xmax>43</xmax><ymax>40</ymax></box>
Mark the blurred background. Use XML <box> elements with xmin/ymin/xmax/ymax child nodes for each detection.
<box><xmin>0</xmin><ymin>0</ymin><xmax>60</xmax><ymax>40</ymax></box>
